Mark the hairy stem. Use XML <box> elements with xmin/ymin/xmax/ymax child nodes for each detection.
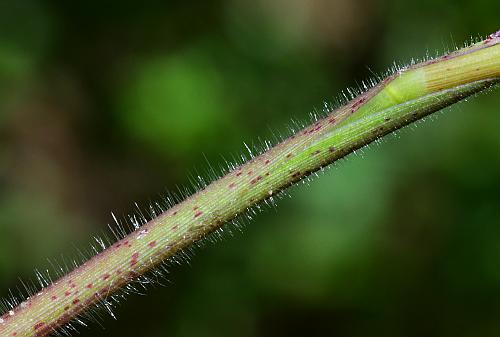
<box><xmin>1</xmin><ymin>32</ymin><xmax>499</xmax><ymax>337</ymax></box>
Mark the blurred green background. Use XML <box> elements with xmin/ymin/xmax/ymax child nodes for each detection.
<box><xmin>1</xmin><ymin>1</ymin><xmax>499</xmax><ymax>336</ymax></box>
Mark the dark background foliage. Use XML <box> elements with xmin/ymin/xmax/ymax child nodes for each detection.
<box><xmin>1</xmin><ymin>1</ymin><xmax>499</xmax><ymax>336</ymax></box>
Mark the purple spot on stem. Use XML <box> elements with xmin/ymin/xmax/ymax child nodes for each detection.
<box><xmin>130</xmin><ymin>252</ymin><xmax>139</xmax><ymax>267</ymax></box>
<box><xmin>34</xmin><ymin>322</ymin><xmax>45</xmax><ymax>331</ymax></box>
<box><xmin>250</xmin><ymin>176</ymin><xmax>263</xmax><ymax>184</ymax></box>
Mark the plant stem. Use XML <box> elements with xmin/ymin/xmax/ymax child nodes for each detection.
<box><xmin>1</xmin><ymin>32</ymin><xmax>499</xmax><ymax>337</ymax></box>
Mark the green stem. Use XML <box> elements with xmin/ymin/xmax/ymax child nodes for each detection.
<box><xmin>1</xmin><ymin>32</ymin><xmax>499</xmax><ymax>337</ymax></box>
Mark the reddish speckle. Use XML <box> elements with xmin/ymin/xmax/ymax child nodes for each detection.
<box><xmin>264</xmin><ymin>159</ymin><xmax>270</xmax><ymax>165</ymax></box>
<box><xmin>102</xmin><ymin>273</ymin><xmax>110</xmax><ymax>280</ymax></box>
<box><xmin>171</xmin><ymin>224</ymin><xmax>178</xmax><ymax>231</ymax></box>
<box><xmin>194</xmin><ymin>211</ymin><xmax>203</xmax><ymax>218</ymax></box>
<box><xmin>328</xmin><ymin>117</ymin><xmax>336</xmax><ymax>124</ymax></box>
<box><xmin>172</xmin><ymin>211</ymin><xmax>178</xmax><ymax>216</ymax></box>
<box><xmin>69</xmin><ymin>283</ymin><xmax>76</xmax><ymax>289</ymax></box>
<box><xmin>116</xmin><ymin>243</ymin><xmax>122</xmax><ymax>248</ymax></box>
<box><xmin>34</xmin><ymin>322</ymin><xmax>45</xmax><ymax>330</ymax></box>
<box><xmin>235</xmin><ymin>171</ymin><xmax>242</xmax><ymax>177</ymax></box>
<box><xmin>12</xmin><ymin>333</ymin><xmax>17</xmax><ymax>336</ymax></box>
<box><xmin>99</xmin><ymin>288</ymin><xmax>109</xmax><ymax>296</ymax></box>
<box><xmin>228</xmin><ymin>182</ymin><xmax>236</xmax><ymax>189</ymax></box>
<box><xmin>250</xmin><ymin>176</ymin><xmax>263</xmax><ymax>184</ymax></box>
<box><xmin>483</xmin><ymin>31</ymin><xmax>499</xmax><ymax>44</ymax></box>
<box><xmin>313</xmin><ymin>124</ymin><xmax>322</xmax><ymax>132</ymax></box>
<box><xmin>350</xmin><ymin>97</ymin><xmax>366</xmax><ymax>112</ymax></box>
<box><xmin>72</xmin><ymin>299</ymin><xmax>80</xmax><ymax>305</ymax></box>
<box><xmin>51</xmin><ymin>295</ymin><xmax>57</xmax><ymax>301</ymax></box>
<box><xmin>130</xmin><ymin>252</ymin><xmax>140</xmax><ymax>267</ymax></box>
<box><xmin>247</xmin><ymin>170</ymin><xmax>253</xmax><ymax>176</ymax></box>
<box><xmin>148</xmin><ymin>241</ymin><xmax>157</xmax><ymax>248</ymax></box>
<box><xmin>86</xmin><ymin>283</ymin><xmax>93</xmax><ymax>289</ymax></box>
<box><xmin>64</xmin><ymin>291</ymin><xmax>71</xmax><ymax>297</ymax></box>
